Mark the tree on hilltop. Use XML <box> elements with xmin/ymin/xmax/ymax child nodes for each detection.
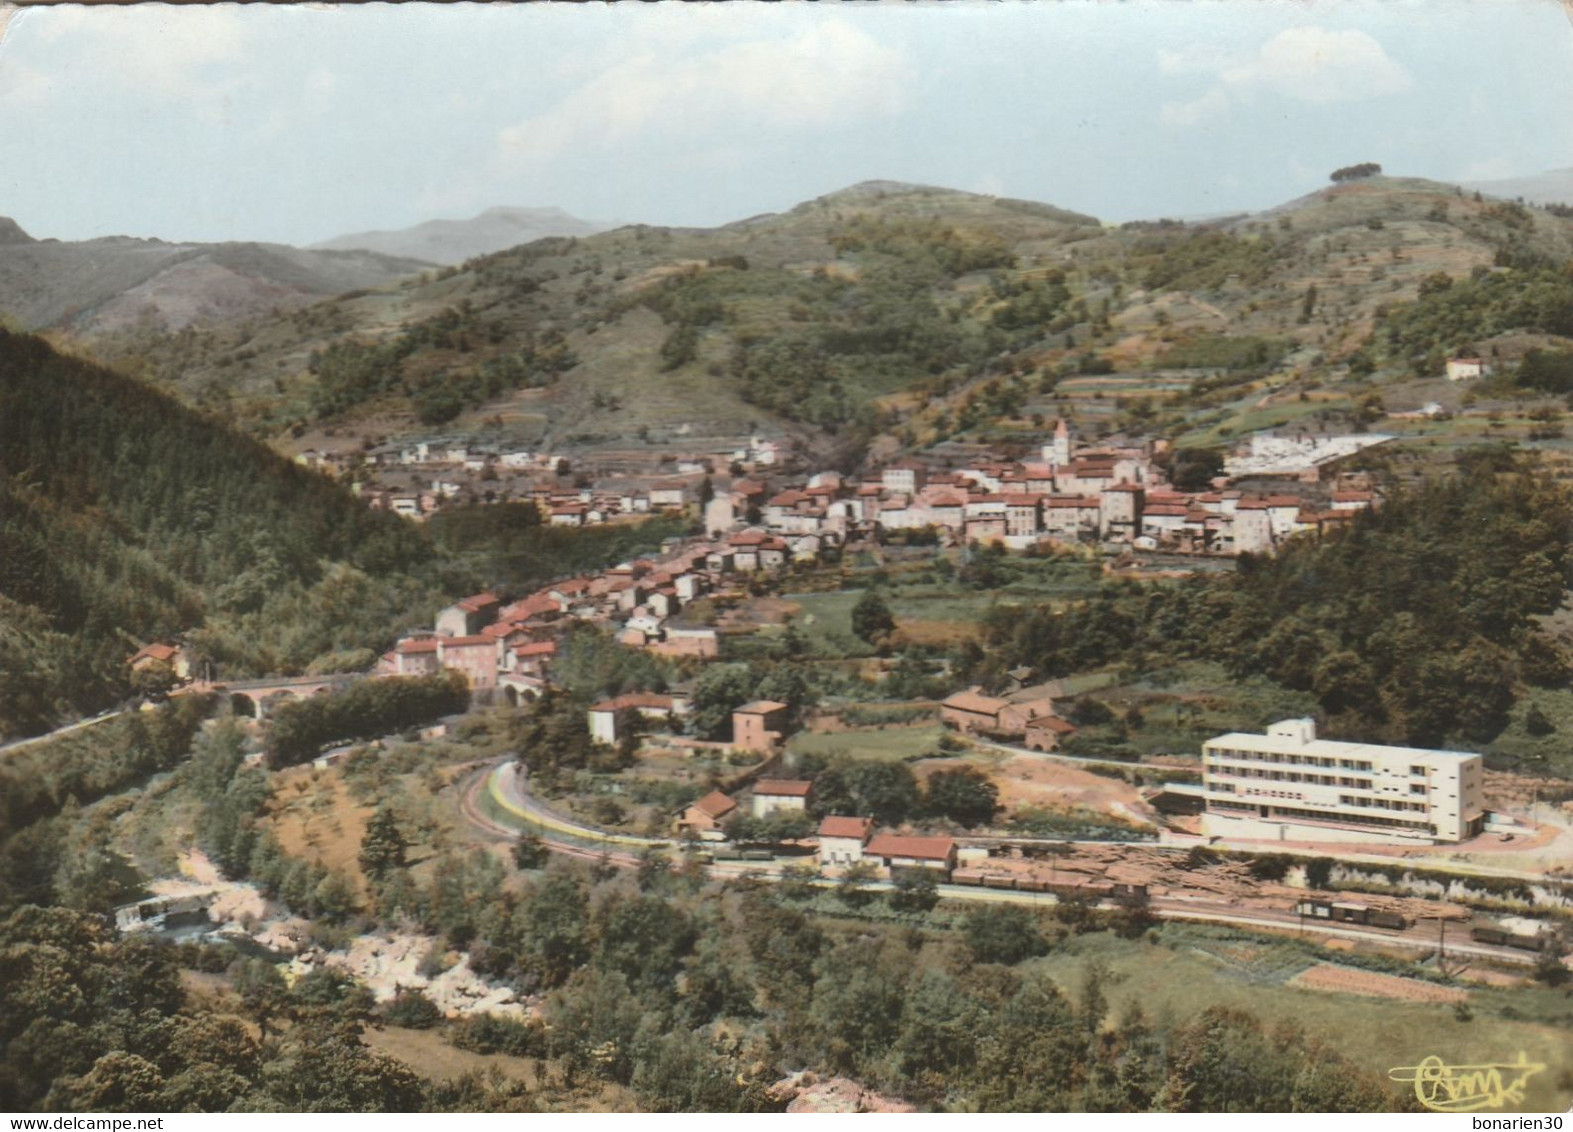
<box><xmin>1330</xmin><ymin>163</ymin><xmax>1383</xmax><ymax>183</ymax></box>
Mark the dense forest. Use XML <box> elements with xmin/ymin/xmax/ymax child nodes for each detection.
<box><xmin>978</xmin><ymin>451</ymin><xmax>1572</xmax><ymax>748</ymax></box>
<box><xmin>0</xmin><ymin>330</ymin><xmax>457</xmax><ymax>738</ymax></box>
<box><xmin>0</xmin><ymin>875</ymin><xmax>1407</xmax><ymax>1113</ymax></box>
<box><xmin>0</xmin><ymin>332</ymin><xmax>698</xmax><ymax>741</ymax></box>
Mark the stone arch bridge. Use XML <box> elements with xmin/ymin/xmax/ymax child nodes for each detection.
<box><xmin>194</xmin><ymin>675</ymin><xmax>361</xmax><ymax>719</ymax></box>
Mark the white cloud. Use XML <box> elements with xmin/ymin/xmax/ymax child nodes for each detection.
<box><xmin>1160</xmin><ymin>87</ymin><xmax>1230</xmax><ymax>128</ymax></box>
<box><xmin>1224</xmin><ymin>27</ymin><xmax>1413</xmax><ymax>105</ymax></box>
<box><xmin>16</xmin><ymin>5</ymin><xmax>250</xmax><ymax>99</ymax></box>
<box><xmin>498</xmin><ymin>19</ymin><xmax>911</xmax><ymax>160</ymax></box>
<box><xmin>1159</xmin><ymin>26</ymin><xmax>1412</xmax><ymax>128</ymax></box>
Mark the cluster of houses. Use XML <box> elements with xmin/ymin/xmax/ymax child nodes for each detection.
<box><xmin>301</xmin><ymin>414</ymin><xmax>1381</xmax><ymax>556</ymax></box>
<box><xmin>700</xmin><ymin>420</ymin><xmax>1378</xmax><ymax>558</ymax></box>
<box><xmin>674</xmin><ymin>778</ymin><xmax>960</xmax><ymax>878</ymax></box>
<box><xmin>939</xmin><ymin>686</ymin><xmax>1078</xmax><ymax>752</ymax></box>
<box><xmin>299</xmin><ymin>433</ymin><xmax>789</xmax><ymax>522</ymax></box>
<box><xmin>376</xmin><ymin>560</ymin><xmax>730</xmax><ymax>702</ymax></box>
<box><xmin>585</xmin><ymin>692</ymin><xmax>791</xmax><ymax>755</ymax></box>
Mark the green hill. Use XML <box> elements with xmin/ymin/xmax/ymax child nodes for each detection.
<box><xmin>0</xmin><ymin>219</ymin><xmax>432</xmax><ymax>335</ymax></box>
<box><xmin>0</xmin><ymin>329</ymin><xmax>451</xmax><ymax>739</ymax></box>
<box><xmin>81</xmin><ymin>176</ymin><xmax>1573</xmax><ymax>463</ymax></box>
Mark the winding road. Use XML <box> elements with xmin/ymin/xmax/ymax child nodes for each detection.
<box><xmin>456</xmin><ymin>757</ymin><xmax>1552</xmax><ymax>969</ymax></box>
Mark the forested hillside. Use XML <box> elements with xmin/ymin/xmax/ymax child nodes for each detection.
<box><xmin>979</xmin><ymin>450</ymin><xmax>1573</xmax><ymax>749</ymax></box>
<box><xmin>0</xmin><ymin>330</ymin><xmax>453</xmax><ymax>738</ymax></box>
<box><xmin>78</xmin><ymin>176</ymin><xmax>1573</xmax><ymax>466</ymax></box>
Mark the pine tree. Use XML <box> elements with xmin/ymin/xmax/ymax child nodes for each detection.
<box><xmin>358</xmin><ymin>808</ymin><xmax>408</xmax><ymax>879</ymax></box>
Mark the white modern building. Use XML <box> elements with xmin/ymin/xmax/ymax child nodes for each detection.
<box><xmin>1201</xmin><ymin>718</ymin><xmax>1485</xmax><ymax>844</ymax></box>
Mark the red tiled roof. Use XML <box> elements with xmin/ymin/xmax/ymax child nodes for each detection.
<box><xmin>591</xmin><ymin>691</ymin><xmax>677</xmax><ymax>713</ymax></box>
<box><xmin>755</xmin><ymin>779</ymin><xmax>813</xmax><ymax>797</ymax></box>
<box><xmin>131</xmin><ymin>643</ymin><xmax>178</xmax><ymax>663</ymax></box>
<box><xmin>942</xmin><ymin>689</ymin><xmax>1009</xmax><ymax>716</ymax></box>
<box><xmin>456</xmin><ymin>592</ymin><xmax>500</xmax><ymax>613</ymax></box>
<box><xmin>734</xmin><ymin>699</ymin><xmax>789</xmax><ymax>715</ymax></box>
<box><xmin>690</xmin><ymin>790</ymin><xmax>737</xmax><ymax>820</ymax></box>
<box><xmin>501</xmin><ymin>593</ymin><xmax>559</xmax><ymax>621</ymax></box>
<box><xmin>396</xmin><ymin>639</ymin><xmax>440</xmax><ymax>654</ymax></box>
<box><xmin>442</xmin><ymin>635</ymin><xmax>494</xmax><ymax>648</ymax></box>
<box><xmin>819</xmin><ymin>816</ymin><xmax>874</xmax><ymax>841</ymax></box>
<box><xmin>1026</xmin><ymin>715</ymin><xmax>1078</xmax><ymax>735</ymax></box>
<box><xmin>865</xmin><ymin>834</ymin><xmax>956</xmax><ymax>862</ymax></box>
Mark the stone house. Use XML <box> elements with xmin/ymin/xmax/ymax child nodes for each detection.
<box><xmin>732</xmin><ymin>700</ymin><xmax>790</xmax><ymax>752</ymax></box>
<box><xmin>678</xmin><ymin>789</ymin><xmax>737</xmax><ymax>835</ymax></box>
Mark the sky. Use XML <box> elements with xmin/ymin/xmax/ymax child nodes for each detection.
<box><xmin>1</xmin><ymin>1</ymin><xmax>1572</xmax><ymax>245</ymax></box>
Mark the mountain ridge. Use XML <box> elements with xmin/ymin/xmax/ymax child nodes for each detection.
<box><xmin>310</xmin><ymin>205</ymin><xmax>616</xmax><ymax>265</ymax></box>
<box><xmin>0</xmin><ymin>227</ymin><xmax>431</xmax><ymax>335</ymax></box>
<box><xmin>77</xmin><ymin>174</ymin><xmax>1573</xmax><ymax>464</ymax></box>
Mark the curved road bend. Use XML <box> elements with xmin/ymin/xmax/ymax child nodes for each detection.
<box><xmin>459</xmin><ymin>758</ymin><xmax>1549</xmax><ymax>969</ymax></box>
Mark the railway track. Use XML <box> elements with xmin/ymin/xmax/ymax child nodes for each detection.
<box><xmin>455</xmin><ymin>757</ymin><xmax>1559</xmax><ymax>969</ymax></box>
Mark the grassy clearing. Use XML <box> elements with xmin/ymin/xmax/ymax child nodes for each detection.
<box><xmin>1032</xmin><ymin>928</ymin><xmax>1573</xmax><ymax>1113</ymax></box>
<box><xmin>782</xmin><ymin>590</ymin><xmax>869</xmax><ymax>658</ymax></box>
<box><xmin>786</xmin><ymin>724</ymin><xmax>946</xmax><ymax>765</ymax></box>
<box><xmin>362</xmin><ymin>1026</ymin><xmax>640</xmax><ymax>1111</ymax></box>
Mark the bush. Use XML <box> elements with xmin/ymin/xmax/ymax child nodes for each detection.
<box><xmin>382</xmin><ymin>987</ymin><xmax>443</xmax><ymax>1029</ymax></box>
<box><xmin>962</xmin><ymin>904</ymin><xmax>1050</xmax><ymax>964</ymax></box>
<box><xmin>448</xmin><ymin>1014</ymin><xmax>545</xmax><ymax>1057</ymax></box>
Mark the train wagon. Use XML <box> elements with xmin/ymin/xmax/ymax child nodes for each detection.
<box><xmin>983</xmin><ymin>875</ymin><xmax>1019</xmax><ymax>891</ymax></box>
<box><xmin>1294</xmin><ymin>899</ymin><xmax>1408</xmax><ymax>930</ymax></box>
<box><xmin>1470</xmin><ymin>925</ymin><xmax>1559</xmax><ymax>953</ymax></box>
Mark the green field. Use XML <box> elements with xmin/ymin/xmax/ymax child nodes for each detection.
<box><xmin>1030</xmin><ymin>927</ymin><xmax>1573</xmax><ymax>1113</ymax></box>
<box><xmin>786</xmin><ymin>724</ymin><xmax>946</xmax><ymax>765</ymax></box>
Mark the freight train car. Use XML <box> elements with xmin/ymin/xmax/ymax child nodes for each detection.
<box><xmin>1294</xmin><ymin>899</ymin><xmax>1409</xmax><ymax>930</ymax></box>
<box><xmin>1470</xmin><ymin>925</ymin><xmax>1562</xmax><ymax>953</ymax></box>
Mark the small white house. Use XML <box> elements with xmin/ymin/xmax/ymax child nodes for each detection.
<box><xmin>1446</xmin><ymin>357</ymin><xmax>1489</xmax><ymax>381</ymax></box>
<box><xmin>817</xmin><ymin>816</ymin><xmax>874</xmax><ymax>867</ymax></box>
<box><xmin>752</xmin><ymin>779</ymin><xmax>812</xmax><ymax>819</ymax></box>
